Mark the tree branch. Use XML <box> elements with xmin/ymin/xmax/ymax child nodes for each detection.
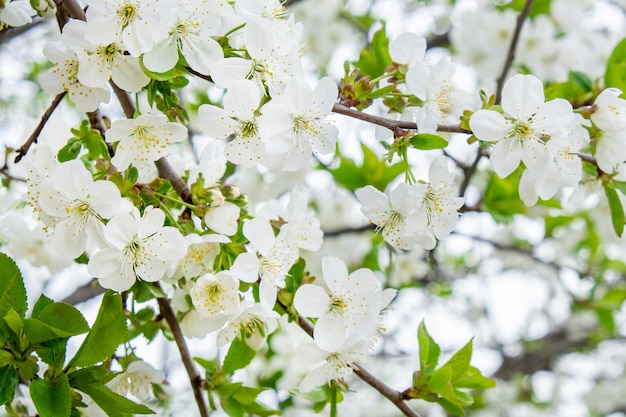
<box><xmin>494</xmin><ymin>0</ymin><xmax>534</xmax><ymax>104</ymax></box>
<box><xmin>14</xmin><ymin>92</ymin><xmax>66</xmax><ymax>163</ymax></box>
<box><xmin>157</xmin><ymin>288</ymin><xmax>210</xmax><ymax>417</ymax></box>
<box><xmin>332</xmin><ymin>103</ymin><xmax>470</xmax><ymax>134</ymax></box>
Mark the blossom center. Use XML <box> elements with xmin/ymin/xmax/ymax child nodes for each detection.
<box><xmin>94</xmin><ymin>43</ymin><xmax>123</xmax><ymax>63</ymax></box>
<box><xmin>240</xmin><ymin>120</ymin><xmax>258</xmax><ymax>138</ymax></box>
<box><xmin>117</xmin><ymin>3</ymin><xmax>138</xmax><ymax>27</ymax></box>
<box><xmin>293</xmin><ymin>115</ymin><xmax>320</xmax><ymax>135</ymax></box>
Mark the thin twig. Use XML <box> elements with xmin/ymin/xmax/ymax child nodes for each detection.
<box><xmin>323</xmin><ymin>224</ymin><xmax>374</xmax><ymax>237</ymax></box>
<box><xmin>185</xmin><ymin>67</ymin><xmax>213</xmax><ymax>83</ymax></box>
<box><xmin>458</xmin><ymin>147</ymin><xmax>486</xmax><ymax>197</ymax></box>
<box><xmin>332</xmin><ymin>103</ymin><xmax>470</xmax><ymax>134</ymax></box>
<box><xmin>14</xmin><ymin>92</ymin><xmax>66</xmax><ymax>163</ymax></box>
<box><xmin>494</xmin><ymin>0</ymin><xmax>534</xmax><ymax>104</ymax></box>
<box><xmin>157</xmin><ymin>289</ymin><xmax>210</xmax><ymax>417</ymax></box>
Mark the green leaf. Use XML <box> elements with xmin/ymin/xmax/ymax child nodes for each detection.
<box><xmin>328</xmin><ymin>143</ymin><xmax>404</xmax><ymax>192</ymax></box>
<box><xmin>436</xmin><ymin>397</ymin><xmax>466</xmax><ymax>416</ymax></box>
<box><xmin>4</xmin><ymin>308</ymin><xmax>23</xmax><ymax>336</ymax></box>
<box><xmin>69</xmin><ymin>292</ymin><xmax>127</xmax><ymax>368</ymax></box>
<box><xmin>441</xmin><ymin>339</ymin><xmax>473</xmax><ymax>381</ymax></box>
<box><xmin>0</xmin><ymin>365</ymin><xmax>18</xmax><ymax>406</ymax></box>
<box><xmin>32</xmin><ymin>294</ymin><xmax>54</xmax><ymax>319</ymax></box>
<box><xmin>568</xmin><ymin>70</ymin><xmax>593</xmax><ymax>92</ymax></box>
<box><xmin>57</xmin><ymin>139</ymin><xmax>82</xmax><ymax>162</ymax></box>
<box><xmin>30</xmin><ymin>375</ymin><xmax>71</xmax><ymax>417</ymax></box>
<box><xmin>428</xmin><ymin>365</ymin><xmax>452</xmax><ymax>395</ymax></box>
<box><xmin>222</xmin><ymin>338</ymin><xmax>256</xmax><ymax>374</ymax></box>
<box><xmin>409</xmin><ymin>134</ymin><xmax>449</xmax><ymax>150</ymax></box>
<box><xmin>0</xmin><ymin>252</ymin><xmax>27</xmax><ymax>318</ymax></box>
<box><xmin>37</xmin><ymin>302</ymin><xmax>89</xmax><ymax>336</ymax></box>
<box><xmin>35</xmin><ymin>338</ymin><xmax>68</xmax><ymax>369</ymax></box>
<box><xmin>417</xmin><ymin>321</ymin><xmax>441</xmax><ymax>375</ymax></box>
<box><xmin>605</xmin><ymin>38</ymin><xmax>626</xmax><ymax>94</ymax></box>
<box><xmin>454</xmin><ymin>366</ymin><xmax>496</xmax><ymax>390</ymax></box>
<box><xmin>68</xmin><ymin>366</ymin><xmax>117</xmax><ymax>388</ymax></box>
<box><xmin>352</xmin><ymin>26</ymin><xmax>391</xmax><ymax>78</ymax></box>
<box><xmin>483</xmin><ymin>168</ymin><xmax>527</xmax><ymax>222</ymax></box>
<box><xmin>604</xmin><ymin>184</ymin><xmax>625</xmax><ymax>237</ymax></box>
<box><xmin>78</xmin><ymin>384</ymin><xmax>154</xmax><ymax>417</ymax></box>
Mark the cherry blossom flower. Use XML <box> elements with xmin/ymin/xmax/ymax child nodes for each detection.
<box><xmin>258</xmin><ymin>77</ymin><xmax>338</xmax><ymax>171</ymax></box>
<box><xmin>0</xmin><ymin>0</ymin><xmax>35</xmax><ymax>27</ymax></box>
<box><xmin>38</xmin><ymin>160</ymin><xmax>122</xmax><ymax>259</ymax></box>
<box><xmin>470</xmin><ymin>74</ymin><xmax>575</xmax><ymax>179</ymax></box>
<box><xmin>204</xmin><ymin>201</ymin><xmax>241</xmax><ymax>236</ymax></box>
<box><xmin>84</xmin><ymin>0</ymin><xmax>173</xmax><ymax>57</ymax></box>
<box><xmin>190</xmin><ymin>271</ymin><xmax>240</xmax><ymax>317</ymax></box>
<box><xmin>389</xmin><ymin>32</ymin><xmax>426</xmax><ymax>69</ymax></box>
<box><xmin>62</xmin><ymin>19</ymin><xmax>150</xmax><ymax>92</ymax></box>
<box><xmin>216</xmin><ymin>301</ymin><xmax>279</xmax><ymax>350</ymax></box>
<box><xmin>168</xmin><ymin>232</ymin><xmax>230</xmax><ymax>281</ymax></box>
<box><xmin>108</xmin><ymin>360</ymin><xmax>164</xmax><ymax>402</ymax></box>
<box><xmin>39</xmin><ymin>42</ymin><xmax>110</xmax><ymax>112</ymax></box>
<box><xmin>591</xmin><ymin>88</ymin><xmax>626</xmax><ymax>173</ymax></box>
<box><xmin>197</xmin><ymin>79</ymin><xmax>277</xmax><ymax>168</ymax></box>
<box><xmin>412</xmin><ymin>156</ymin><xmax>465</xmax><ymax>241</ymax></box>
<box><xmin>87</xmin><ymin>206</ymin><xmax>187</xmax><ymax>292</ymax></box>
<box><xmin>355</xmin><ymin>183</ymin><xmax>427</xmax><ymax>250</ymax></box>
<box><xmin>187</xmin><ymin>141</ymin><xmax>227</xmax><ymax>187</ymax></box>
<box><xmin>254</xmin><ymin>185</ymin><xmax>323</xmax><ymax>252</ymax></box>
<box><xmin>406</xmin><ymin>56</ymin><xmax>456</xmax><ymax>133</ymax></box>
<box><xmin>106</xmin><ymin>113</ymin><xmax>188</xmax><ymax>171</ymax></box>
<box><xmin>210</xmin><ymin>19</ymin><xmax>302</xmax><ymax>96</ymax></box>
<box><xmin>294</xmin><ymin>256</ymin><xmax>382</xmax><ymax>351</ymax></box>
<box><xmin>230</xmin><ymin>217</ymin><xmax>298</xmax><ymax>310</ymax></box>
<box><xmin>141</xmin><ymin>0</ymin><xmax>226</xmax><ymax>74</ymax></box>
<box><xmin>298</xmin><ymin>338</ymin><xmax>370</xmax><ymax>393</ymax></box>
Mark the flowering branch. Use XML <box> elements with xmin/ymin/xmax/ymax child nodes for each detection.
<box><xmin>14</xmin><ymin>91</ymin><xmax>66</xmax><ymax>163</ymax></box>
<box><xmin>291</xmin><ymin>306</ymin><xmax>422</xmax><ymax>417</ymax></box>
<box><xmin>332</xmin><ymin>103</ymin><xmax>470</xmax><ymax>134</ymax></box>
<box><xmin>494</xmin><ymin>0</ymin><xmax>534</xmax><ymax>103</ymax></box>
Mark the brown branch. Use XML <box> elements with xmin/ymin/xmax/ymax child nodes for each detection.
<box><xmin>0</xmin><ymin>18</ymin><xmax>47</xmax><ymax>44</ymax></box>
<box><xmin>185</xmin><ymin>67</ymin><xmax>213</xmax><ymax>83</ymax></box>
<box><xmin>458</xmin><ymin>147</ymin><xmax>486</xmax><ymax>197</ymax></box>
<box><xmin>14</xmin><ymin>92</ymin><xmax>66</xmax><ymax>163</ymax></box>
<box><xmin>494</xmin><ymin>0</ymin><xmax>534</xmax><ymax>104</ymax></box>
<box><xmin>157</xmin><ymin>286</ymin><xmax>210</xmax><ymax>417</ymax></box>
<box><xmin>426</xmin><ymin>31</ymin><xmax>450</xmax><ymax>49</ymax></box>
<box><xmin>62</xmin><ymin>280</ymin><xmax>106</xmax><ymax>305</ymax></box>
<box><xmin>287</xmin><ymin>303</ymin><xmax>421</xmax><ymax>417</ymax></box>
<box><xmin>332</xmin><ymin>103</ymin><xmax>470</xmax><ymax>134</ymax></box>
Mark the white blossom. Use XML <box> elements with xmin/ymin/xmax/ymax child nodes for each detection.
<box><xmin>106</xmin><ymin>113</ymin><xmax>188</xmax><ymax>171</ymax></box>
<box><xmin>88</xmin><ymin>206</ymin><xmax>187</xmax><ymax>291</ymax></box>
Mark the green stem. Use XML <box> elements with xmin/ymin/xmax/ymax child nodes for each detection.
<box><xmin>330</xmin><ymin>384</ymin><xmax>338</xmax><ymax>417</ymax></box>
<box><xmin>154</xmin><ymin>199</ymin><xmax>185</xmax><ymax>233</ymax></box>
<box><xmin>154</xmin><ymin>191</ymin><xmax>197</xmax><ymax>210</ymax></box>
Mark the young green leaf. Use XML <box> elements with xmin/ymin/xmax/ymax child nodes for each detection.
<box><xmin>35</xmin><ymin>338</ymin><xmax>68</xmax><ymax>370</ymax></box>
<box><xmin>30</xmin><ymin>374</ymin><xmax>71</xmax><ymax>417</ymax></box>
<box><xmin>605</xmin><ymin>38</ymin><xmax>626</xmax><ymax>95</ymax></box>
<box><xmin>453</xmin><ymin>366</ymin><xmax>496</xmax><ymax>390</ymax></box>
<box><xmin>604</xmin><ymin>184</ymin><xmax>625</xmax><ymax>237</ymax></box>
<box><xmin>68</xmin><ymin>365</ymin><xmax>118</xmax><ymax>388</ymax></box>
<box><xmin>0</xmin><ymin>365</ymin><xmax>18</xmax><ymax>406</ymax></box>
<box><xmin>417</xmin><ymin>321</ymin><xmax>441</xmax><ymax>374</ymax></box>
<box><xmin>440</xmin><ymin>338</ymin><xmax>473</xmax><ymax>381</ymax></box>
<box><xmin>222</xmin><ymin>338</ymin><xmax>256</xmax><ymax>374</ymax></box>
<box><xmin>77</xmin><ymin>384</ymin><xmax>155</xmax><ymax>417</ymax></box>
<box><xmin>0</xmin><ymin>252</ymin><xmax>27</xmax><ymax>319</ymax></box>
<box><xmin>69</xmin><ymin>292</ymin><xmax>127</xmax><ymax>368</ymax></box>
<box><xmin>409</xmin><ymin>134</ymin><xmax>449</xmax><ymax>150</ymax></box>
